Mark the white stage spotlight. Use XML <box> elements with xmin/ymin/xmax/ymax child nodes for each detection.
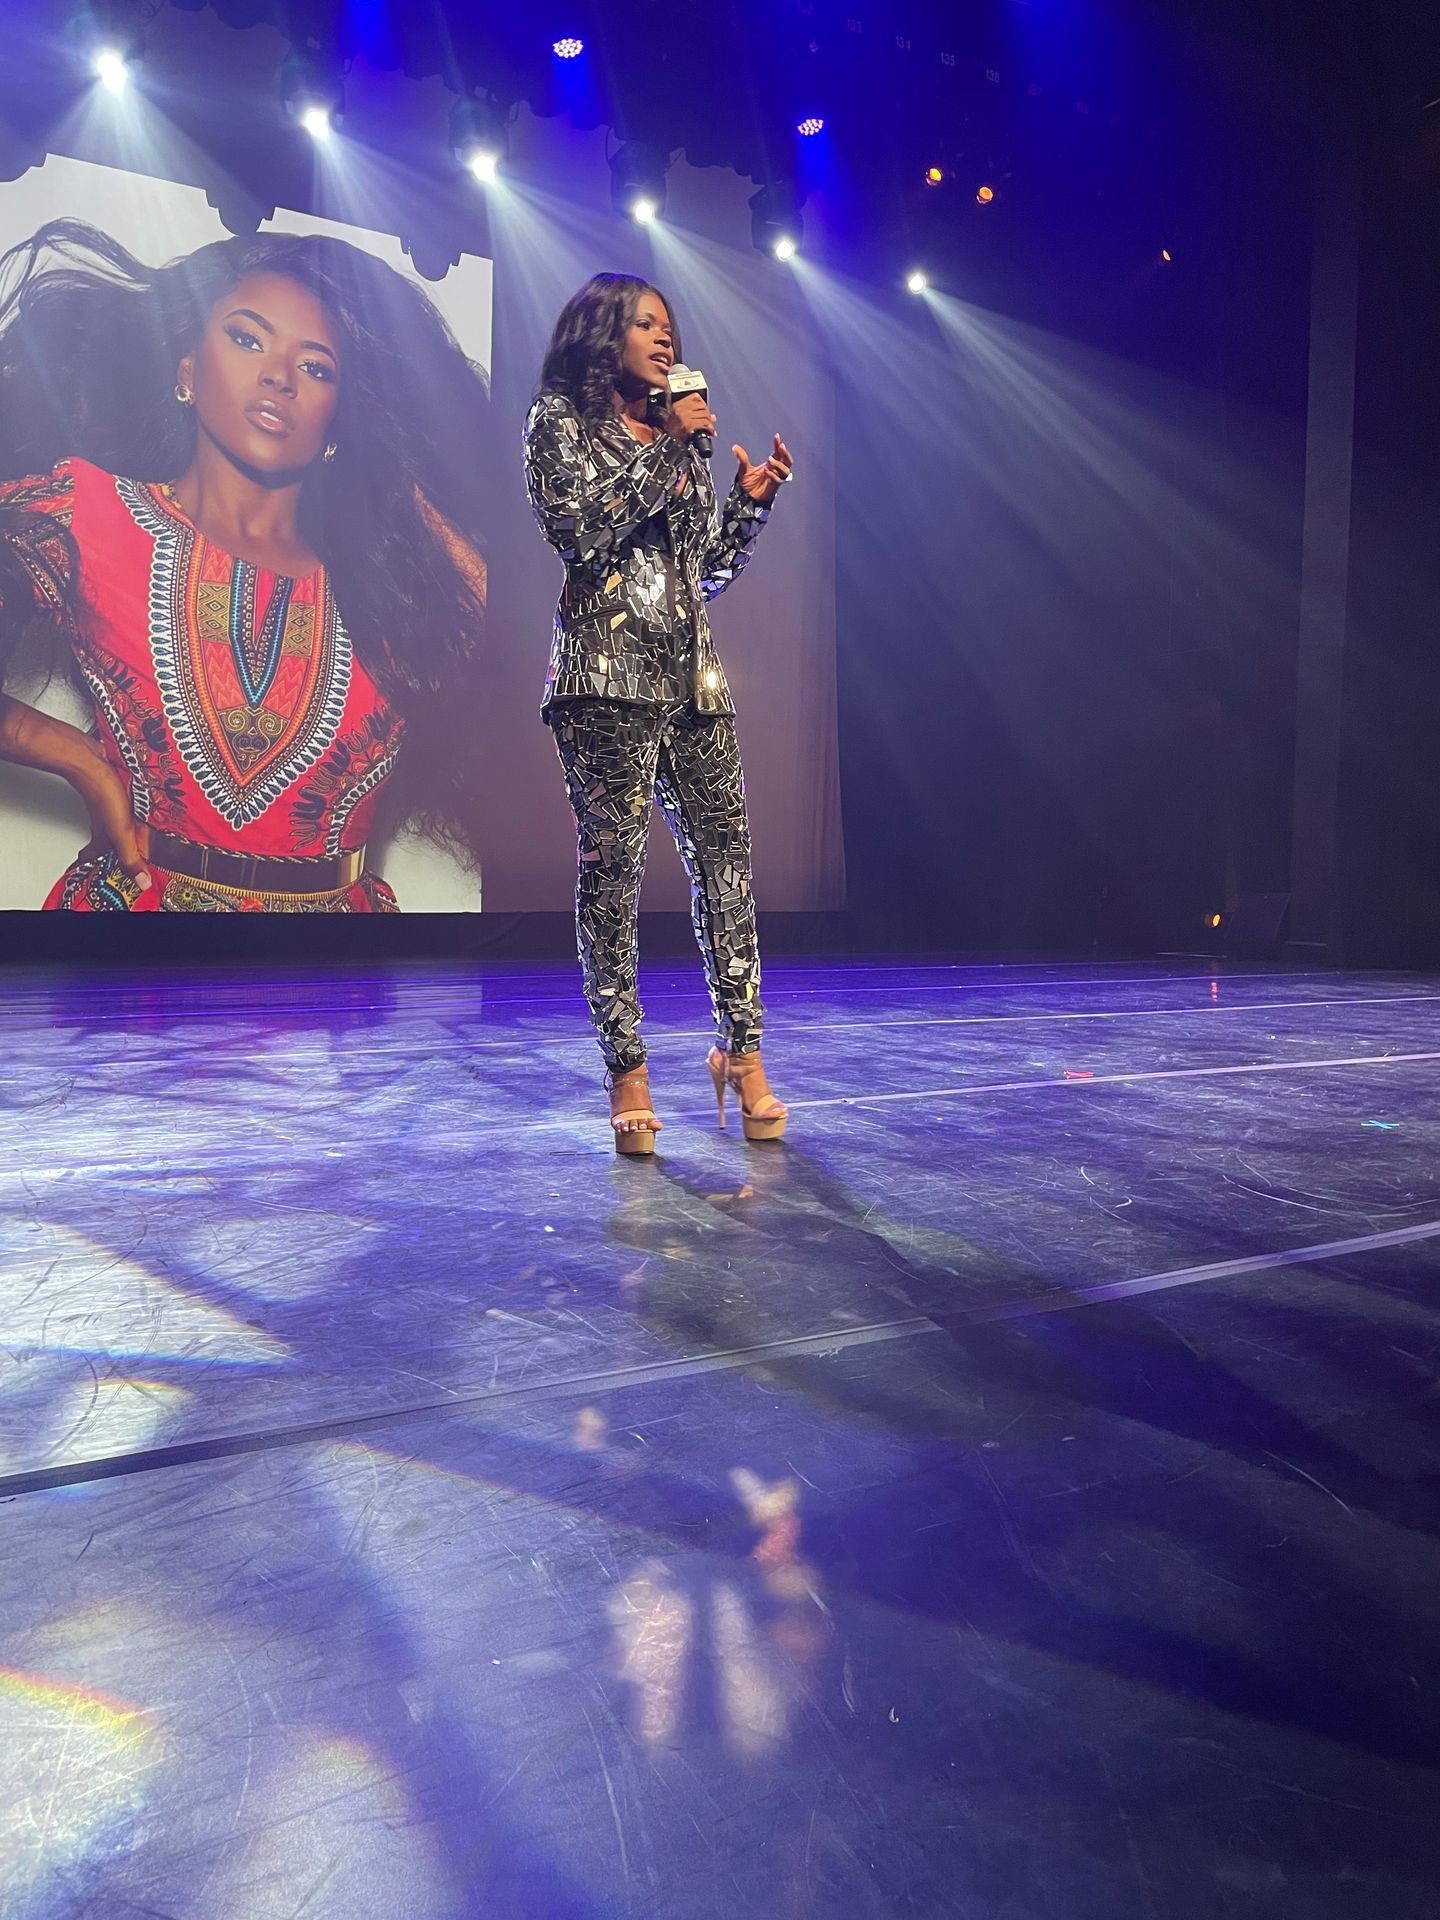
<box><xmin>280</xmin><ymin>46</ymin><xmax>344</xmax><ymax>139</ymax></box>
<box><xmin>750</xmin><ymin>181</ymin><xmax>804</xmax><ymax>260</ymax></box>
<box><xmin>93</xmin><ymin>47</ymin><xmax>131</xmax><ymax>94</ymax></box>
<box><xmin>610</xmin><ymin>142</ymin><xmax>669</xmax><ymax>223</ymax></box>
<box><xmin>451</xmin><ymin>95</ymin><xmax>508</xmax><ymax>184</ymax></box>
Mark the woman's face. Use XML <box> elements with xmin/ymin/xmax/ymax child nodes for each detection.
<box><xmin>178</xmin><ymin>270</ymin><xmax>342</xmax><ymax>476</ymax></box>
<box><xmin>618</xmin><ymin>290</ymin><xmax>675</xmax><ymax>396</ymax></box>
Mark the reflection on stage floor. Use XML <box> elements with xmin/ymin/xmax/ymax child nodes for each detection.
<box><xmin>3</xmin><ymin>956</ymin><xmax>1439</xmax><ymax>1917</ymax></box>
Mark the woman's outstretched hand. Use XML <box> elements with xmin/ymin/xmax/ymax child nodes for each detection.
<box><xmin>733</xmin><ymin>434</ymin><xmax>794</xmax><ymax>504</ymax></box>
<box><xmin>73</xmin><ymin>742</ymin><xmax>151</xmax><ymax>890</ymax></box>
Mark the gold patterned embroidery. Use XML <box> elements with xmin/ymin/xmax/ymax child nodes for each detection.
<box><xmin>158</xmin><ymin>873</ymin><xmax>394</xmax><ymax>914</ymax></box>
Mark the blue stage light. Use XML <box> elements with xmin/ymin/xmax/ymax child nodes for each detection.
<box><xmin>553</xmin><ymin>37</ymin><xmax>585</xmax><ymax>58</ymax></box>
<box><xmin>796</xmin><ymin>116</ymin><xmax>824</xmax><ymax>137</ymax></box>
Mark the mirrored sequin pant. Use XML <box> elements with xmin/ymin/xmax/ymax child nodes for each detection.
<box><xmin>551</xmin><ymin>699</ymin><xmax>765</xmax><ymax>1077</ymax></box>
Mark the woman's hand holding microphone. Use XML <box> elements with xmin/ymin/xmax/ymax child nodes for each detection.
<box><xmin>664</xmin><ymin>390</ymin><xmax>718</xmax><ymax>447</ymax></box>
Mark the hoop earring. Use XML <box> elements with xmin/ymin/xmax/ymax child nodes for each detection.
<box><xmin>322</xmin><ymin>442</ymin><xmax>338</xmax><ymax>464</ymax></box>
<box><xmin>174</xmin><ymin>384</ymin><xmax>194</xmax><ymax>406</ymax></box>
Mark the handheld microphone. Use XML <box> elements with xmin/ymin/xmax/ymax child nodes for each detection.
<box><xmin>667</xmin><ymin>363</ymin><xmax>712</xmax><ymax>460</ymax></box>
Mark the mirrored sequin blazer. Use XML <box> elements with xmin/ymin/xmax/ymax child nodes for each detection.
<box><xmin>523</xmin><ymin>391</ymin><xmax>773</xmax><ymax>718</ymax></box>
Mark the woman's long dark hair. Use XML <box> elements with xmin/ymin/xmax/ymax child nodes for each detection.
<box><xmin>539</xmin><ymin>271</ymin><xmax>683</xmax><ymax>424</ymax></box>
<box><xmin>0</xmin><ymin>220</ymin><xmax>489</xmax><ymax>867</ymax></box>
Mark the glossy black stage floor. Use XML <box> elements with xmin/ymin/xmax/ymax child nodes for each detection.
<box><xmin>2</xmin><ymin>955</ymin><xmax>1438</xmax><ymax>1919</ymax></box>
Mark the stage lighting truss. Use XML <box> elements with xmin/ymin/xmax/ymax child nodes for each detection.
<box><xmin>450</xmin><ymin>94</ymin><xmax>509</xmax><ymax>182</ymax></box>
<box><xmin>609</xmin><ymin>140</ymin><xmax>670</xmax><ymax>223</ymax></box>
<box><xmin>749</xmin><ymin>181</ymin><xmax>805</xmax><ymax>259</ymax></box>
<box><xmin>280</xmin><ymin>44</ymin><xmax>345</xmax><ymax>138</ymax></box>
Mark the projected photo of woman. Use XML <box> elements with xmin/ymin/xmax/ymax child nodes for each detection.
<box><xmin>0</xmin><ymin>220</ymin><xmax>486</xmax><ymax>912</ymax></box>
<box><xmin>525</xmin><ymin>273</ymin><xmax>792</xmax><ymax>1152</ymax></box>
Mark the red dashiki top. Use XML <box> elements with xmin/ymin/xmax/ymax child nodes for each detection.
<box><xmin>2</xmin><ymin>458</ymin><xmax>404</xmax><ymax>911</ymax></box>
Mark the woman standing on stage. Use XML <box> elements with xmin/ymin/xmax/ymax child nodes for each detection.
<box><xmin>525</xmin><ymin>272</ymin><xmax>792</xmax><ymax>1153</ymax></box>
<box><xmin>0</xmin><ymin>220</ymin><xmax>487</xmax><ymax>912</ymax></box>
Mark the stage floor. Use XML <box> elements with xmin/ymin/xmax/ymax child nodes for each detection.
<box><xmin>2</xmin><ymin>955</ymin><xmax>1439</xmax><ymax>1918</ymax></box>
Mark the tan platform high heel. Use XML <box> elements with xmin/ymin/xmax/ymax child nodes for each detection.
<box><xmin>707</xmin><ymin>1048</ymin><xmax>788</xmax><ymax>1143</ymax></box>
<box><xmin>609</xmin><ymin>1064</ymin><xmax>661</xmax><ymax>1156</ymax></box>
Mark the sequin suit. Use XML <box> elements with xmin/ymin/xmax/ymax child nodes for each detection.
<box><xmin>523</xmin><ymin>391</ymin><xmax>777</xmax><ymax>1075</ymax></box>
